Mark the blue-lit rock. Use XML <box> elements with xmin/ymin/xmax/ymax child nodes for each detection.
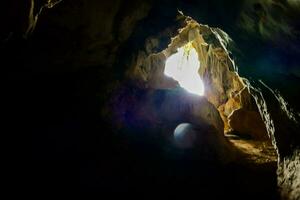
<box><xmin>174</xmin><ymin>123</ymin><xmax>196</xmax><ymax>149</ymax></box>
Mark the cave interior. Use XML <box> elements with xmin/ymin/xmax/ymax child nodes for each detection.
<box><xmin>3</xmin><ymin>0</ymin><xmax>300</xmax><ymax>199</ymax></box>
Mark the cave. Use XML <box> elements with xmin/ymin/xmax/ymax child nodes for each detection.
<box><xmin>3</xmin><ymin>0</ymin><xmax>300</xmax><ymax>199</ymax></box>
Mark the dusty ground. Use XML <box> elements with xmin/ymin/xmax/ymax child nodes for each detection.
<box><xmin>227</xmin><ymin>134</ymin><xmax>277</xmax><ymax>165</ymax></box>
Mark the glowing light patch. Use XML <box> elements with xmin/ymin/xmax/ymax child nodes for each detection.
<box><xmin>174</xmin><ymin>123</ymin><xmax>196</xmax><ymax>149</ymax></box>
<box><xmin>164</xmin><ymin>43</ymin><xmax>204</xmax><ymax>95</ymax></box>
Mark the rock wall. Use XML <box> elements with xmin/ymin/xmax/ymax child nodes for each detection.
<box><xmin>2</xmin><ymin>0</ymin><xmax>152</xmax><ymax>71</ymax></box>
<box><xmin>278</xmin><ymin>149</ymin><xmax>300</xmax><ymax>200</ymax></box>
<box><xmin>1</xmin><ymin>0</ymin><xmax>63</xmax><ymax>39</ymax></box>
<box><xmin>250</xmin><ymin>80</ymin><xmax>300</xmax><ymax>200</ymax></box>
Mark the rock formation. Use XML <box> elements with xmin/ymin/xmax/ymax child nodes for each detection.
<box><xmin>123</xmin><ymin>15</ymin><xmax>299</xmax><ymax>199</ymax></box>
<box><xmin>127</xmin><ymin>16</ymin><xmax>269</xmax><ymax>141</ymax></box>
<box><xmin>250</xmin><ymin>80</ymin><xmax>300</xmax><ymax>200</ymax></box>
<box><xmin>111</xmin><ymin>86</ymin><xmax>233</xmax><ymax>163</ymax></box>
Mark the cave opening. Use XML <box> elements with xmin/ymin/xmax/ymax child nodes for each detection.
<box><xmin>125</xmin><ymin>16</ymin><xmax>278</xmax><ymax>170</ymax></box>
<box><xmin>164</xmin><ymin>42</ymin><xmax>204</xmax><ymax>96</ymax></box>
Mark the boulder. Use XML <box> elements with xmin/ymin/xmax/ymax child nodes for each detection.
<box><xmin>111</xmin><ymin>87</ymin><xmax>233</xmax><ymax>163</ymax></box>
<box><xmin>173</xmin><ymin>123</ymin><xmax>233</xmax><ymax>163</ymax></box>
<box><xmin>228</xmin><ymin>108</ymin><xmax>269</xmax><ymax>140</ymax></box>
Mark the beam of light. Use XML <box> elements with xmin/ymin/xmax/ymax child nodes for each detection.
<box><xmin>164</xmin><ymin>42</ymin><xmax>204</xmax><ymax>96</ymax></box>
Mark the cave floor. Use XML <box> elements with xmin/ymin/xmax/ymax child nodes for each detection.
<box><xmin>227</xmin><ymin>135</ymin><xmax>277</xmax><ymax>165</ymax></box>
<box><xmin>223</xmin><ymin>135</ymin><xmax>279</xmax><ymax>199</ymax></box>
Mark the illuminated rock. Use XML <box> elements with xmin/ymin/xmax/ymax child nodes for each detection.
<box><xmin>228</xmin><ymin>108</ymin><xmax>269</xmax><ymax>140</ymax></box>
<box><xmin>126</xmin><ymin>17</ymin><xmax>269</xmax><ymax>141</ymax></box>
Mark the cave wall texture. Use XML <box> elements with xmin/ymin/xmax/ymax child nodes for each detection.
<box><xmin>2</xmin><ymin>0</ymin><xmax>300</xmax><ymax>199</ymax></box>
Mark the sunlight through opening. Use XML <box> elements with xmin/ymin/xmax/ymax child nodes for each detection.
<box><xmin>164</xmin><ymin>42</ymin><xmax>204</xmax><ymax>96</ymax></box>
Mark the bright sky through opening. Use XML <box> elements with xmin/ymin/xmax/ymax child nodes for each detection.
<box><xmin>164</xmin><ymin>43</ymin><xmax>204</xmax><ymax>95</ymax></box>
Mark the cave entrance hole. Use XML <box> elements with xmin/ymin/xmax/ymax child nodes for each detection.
<box><xmin>164</xmin><ymin>42</ymin><xmax>204</xmax><ymax>96</ymax></box>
